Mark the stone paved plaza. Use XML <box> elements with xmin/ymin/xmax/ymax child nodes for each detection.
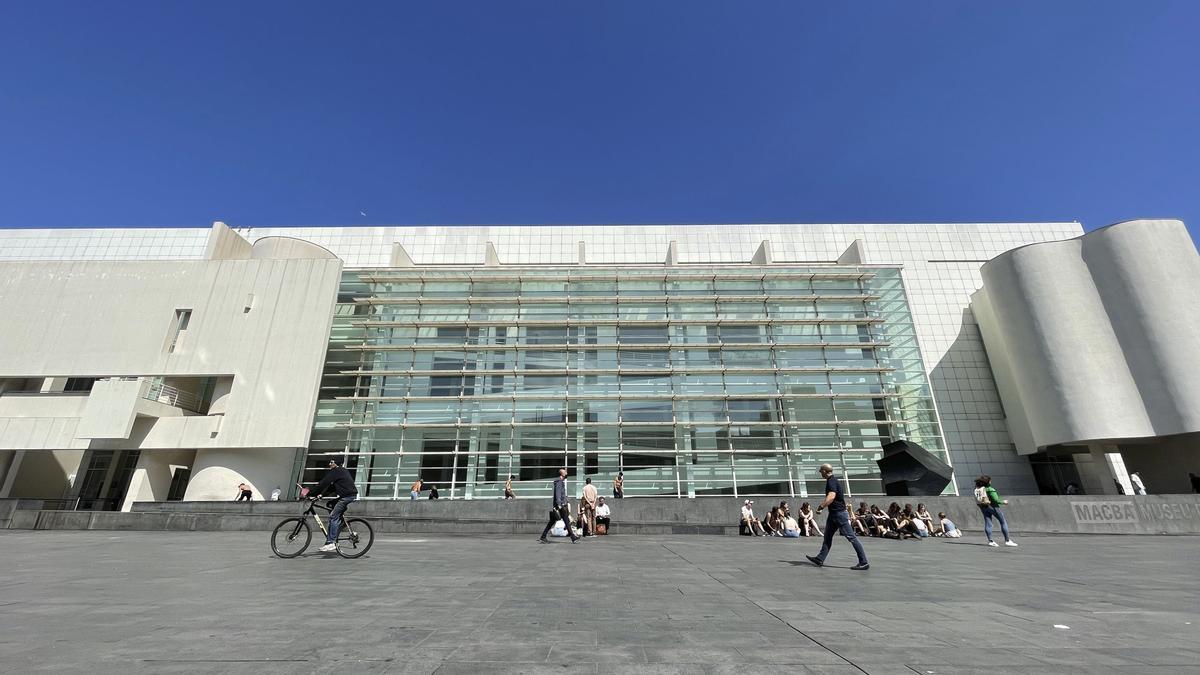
<box><xmin>0</xmin><ymin>530</ymin><xmax>1197</xmax><ymax>674</ymax></box>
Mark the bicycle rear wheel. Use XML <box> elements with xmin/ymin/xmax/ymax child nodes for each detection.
<box><xmin>271</xmin><ymin>518</ymin><xmax>312</xmax><ymax>558</ymax></box>
<box><xmin>336</xmin><ymin>518</ymin><xmax>374</xmax><ymax>558</ymax></box>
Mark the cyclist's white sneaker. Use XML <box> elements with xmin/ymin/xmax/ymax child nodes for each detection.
<box><xmin>318</xmin><ymin>543</ymin><xmax>337</xmax><ymax>552</ymax></box>
<box><xmin>1004</xmin><ymin>540</ymin><xmax>1019</xmax><ymax>547</ymax></box>
<box><xmin>987</xmin><ymin>541</ymin><xmax>999</xmax><ymax>547</ymax></box>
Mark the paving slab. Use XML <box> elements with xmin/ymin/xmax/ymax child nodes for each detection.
<box><xmin>0</xmin><ymin>530</ymin><xmax>1197</xmax><ymax>674</ymax></box>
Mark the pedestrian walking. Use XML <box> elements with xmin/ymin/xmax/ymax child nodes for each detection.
<box><xmin>974</xmin><ymin>475</ymin><xmax>1018</xmax><ymax>547</ymax></box>
<box><xmin>805</xmin><ymin>463</ymin><xmax>869</xmax><ymax>570</ymax></box>
<box><xmin>539</xmin><ymin>468</ymin><xmax>579</xmax><ymax>544</ymax></box>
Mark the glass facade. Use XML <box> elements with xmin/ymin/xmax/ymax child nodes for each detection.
<box><xmin>303</xmin><ymin>265</ymin><xmax>950</xmax><ymax>499</ymax></box>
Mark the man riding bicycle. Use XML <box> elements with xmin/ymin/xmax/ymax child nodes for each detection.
<box><xmin>302</xmin><ymin>457</ymin><xmax>359</xmax><ymax>552</ymax></box>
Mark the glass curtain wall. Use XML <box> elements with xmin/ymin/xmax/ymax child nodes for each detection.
<box><xmin>304</xmin><ymin>266</ymin><xmax>951</xmax><ymax>499</ymax></box>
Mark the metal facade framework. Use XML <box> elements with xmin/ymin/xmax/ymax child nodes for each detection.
<box><xmin>305</xmin><ymin>265</ymin><xmax>949</xmax><ymax>499</ymax></box>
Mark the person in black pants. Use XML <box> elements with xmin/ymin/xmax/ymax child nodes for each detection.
<box><xmin>539</xmin><ymin>467</ymin><xmax>579</xmax><ymax>544</ymax></box>
<box><xmin>806</xmin><ymin>463</ymin><xmax>870</xmax><ymax>571</ymax></box>
<box><xmin>303</xmin><ymin>457</ymin><xmax>359</xmax><ymax>553</ymax></box>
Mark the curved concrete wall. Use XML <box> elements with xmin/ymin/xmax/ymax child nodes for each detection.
<box><xmin>972</xmin><ymin>219</ymin><xmax>1200</xmax><ymax>452</ymax></box>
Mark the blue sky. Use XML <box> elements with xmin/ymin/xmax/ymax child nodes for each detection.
<box><xmin>1</xmin><ymin>2</ymin><xmax>1197</xmax><ymax>239</ymax></box>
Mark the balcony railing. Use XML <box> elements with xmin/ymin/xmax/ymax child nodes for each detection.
<box><xmin>139</xmin><ymin>379</ymin><xmax>203</xmax><ymax>413</ymax></box>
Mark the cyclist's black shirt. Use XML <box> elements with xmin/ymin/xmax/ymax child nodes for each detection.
<box><xmin>311</xmin><ymin>467</ymin><xmax>358</xmax><ymax>498</ymax></box>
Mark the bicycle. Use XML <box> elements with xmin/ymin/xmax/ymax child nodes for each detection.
<box><xmin>270</xmin><ymin>489</ymin><xmax>374</xmax><ymax>559</ymax></box>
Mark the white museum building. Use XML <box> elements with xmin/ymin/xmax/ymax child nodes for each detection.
<box><xmin>0</xmin><ymin>219</ymin><xmax>1196</xmax><ymax>510</ymax></box>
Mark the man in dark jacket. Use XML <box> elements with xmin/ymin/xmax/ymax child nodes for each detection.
<box><xmin>305</xmin><ymin>458</ymin><xmax>359</xmax><ymax>553</ymax></box>
<box><xmin>538</xmin><ymin>467</ymin><xmax>579</xmax><ymax>544</ymax></box>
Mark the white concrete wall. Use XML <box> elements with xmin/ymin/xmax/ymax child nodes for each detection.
<box><xmin>0</xmin><ymin>255</ymin><xmax>343</xmax><ymax>451</ymax></box>
<box><xmin>75</xmin><ymin>379</ymin><xmax>141</xmax><ymax>439</ymax></box>
<box><xmin>120</xmin><ymin>449</ymin><xmax>196</xmax><ymax>511</ymax></box>
<box><xmin>185</xmin><ymin>447</ymin><xmax>298</xmax><ymax>501</ymax></box>
<box><xmin>972</xmin><ymin>220</ymin><xmax>1200</xmax><ymax>453</ymax></box>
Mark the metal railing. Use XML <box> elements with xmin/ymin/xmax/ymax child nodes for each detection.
<box><xmin>139</xmin><ymin>379</ymin><xmax>203</xmax><ymax>413</ymax></box>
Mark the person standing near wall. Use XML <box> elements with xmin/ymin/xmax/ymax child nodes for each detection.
<box><xmin>805</xmin><ymin>464</ymin><xmax>870</xmax><ymax>571</ymax></box>
<box><xmin>504</xmin><ymin>475</ymin><xmax>516</xmax><ymax>500</ymax></box>
<box><xmin>539</xmin><ymin>468</ymin><xmax>579</xmax><ymax>544</ymax></box>
<box><xmin>612</xmin><ymin>472</ymin><xmax>624</xmax><ymax>499</ymax></box>
<box><xmin>1129</xmin><ymin>472</ymin><xmax>1147</xmax><ymax>495</ymax></box>
<box><xmin>581</xmin><ymin>477</ymin><xmax>598</xmax><ymax>537</ymax></box>
<box><xmin>410</xmin><ymin>477</ymin><xmax>423</xmax><ymax>500</ymax></box>
<box><xmin>974</xmin><ymin>475</ymin><xmax>1018</xmax><ymax>548</ymax></box>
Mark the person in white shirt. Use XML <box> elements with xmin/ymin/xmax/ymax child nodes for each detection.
<box><xmin>782</xmin><ymin>513</ymin><xmax>801</xmax><ymax>537</ymax></box>
<box><xmin>740</xmin><ymin>500</ymin><xmax>765</xmax><ymax>536</ymax></box>
<box><xmin>595</xmin><ymin>497</ymin><xmax>611</xmax><ymax>533</ymax></box>
<box><xmin>1129</xmin><ymin>472</ymin><xmax>1146</xmax><ymax>495</ymax></box>
<box><xmin>270</xmin><ymin>486</ymin><xmax>282</xmax><ymax>501</ymax></box>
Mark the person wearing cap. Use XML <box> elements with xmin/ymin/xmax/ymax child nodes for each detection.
<box><xmin>740</xmin><ymin>499</ymin><xmax>765</xmax><ymax>536</ymax></box>
<box><xmin>303</xmin><ymin>457</ymin><xmax>359</xmax><ymax>553</ymax></box>
<box><xmin>806</xmin><ymin>463</ymin><xmax>869</xmax><ymax>570</ymax></box>
<box><xmin>539</xmin><ymin>467</ymin><xmax>580</xmax><ymax>544</ymax></box>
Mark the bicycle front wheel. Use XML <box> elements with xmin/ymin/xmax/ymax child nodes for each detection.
<box><xmin>336</xmin><ymin>518</ymin><xmax>374</xmax><ymax>558</ymax></box>
<box><xmin>271</xmin><ymin>517</ymin><xmax>312</xmax><ymax>558</ymax></box>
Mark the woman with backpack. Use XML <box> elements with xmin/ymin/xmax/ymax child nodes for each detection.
<box><xmin>974</xmin><ymin>475</ymin><xmax>1018</xmax><ymax>548</ymax></box>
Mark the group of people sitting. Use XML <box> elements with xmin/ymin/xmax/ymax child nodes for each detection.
<box><xmin>850</xmin><ymin>502</ymin><xmax>961</xmax><ymax>539</ymax></box>
<box><xmin>739</xmin><ymin>499</ymin><xmax>825</xmax><ymax>537</ymax></box>
<box><xmin>740</xmin><ymin>499</ymin><xmax>963</xmax><ymax>540</ymax></box>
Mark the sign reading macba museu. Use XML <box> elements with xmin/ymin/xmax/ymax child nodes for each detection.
<box><xmin>1071</xmin><ymin>501</ymin><xmax>1200</xmax><ymax>525</ymax></box>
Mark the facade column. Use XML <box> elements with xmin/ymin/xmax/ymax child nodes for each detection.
<box><xmin>0</xmin><ymin>450</ymin><xmax>25</xmax><ymax>498</ymax></box>
<box><xmin>1084</xmin><ymin>444</ymin><xmax>1134</xmax><ymax>495</ymax></box>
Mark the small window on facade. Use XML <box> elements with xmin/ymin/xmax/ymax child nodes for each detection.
<box><xmin>167</xmin><ymin>309</ymin><xmax>192</xmax><ymax>353</ymax></box>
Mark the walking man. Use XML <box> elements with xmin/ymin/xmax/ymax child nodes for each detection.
<box><xmin>581</xmin><ymin>477</ymin><xmax>598</xmax><ymax>536</ymax></box>
<box><xmin>539</xmin><ymin>468</ymin><xmax>579</xmax><ymax>544</ymax></box>
<box><xmin>806</xmin><ymin>463</ymin><xmax>870</xmax><ymax>571</ymax></box>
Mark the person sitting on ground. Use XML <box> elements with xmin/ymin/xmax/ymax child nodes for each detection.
<box><xmin>740</xmin><ymin>499</ymin><xmax>765</xmax><ymax>536</ymax></box>
<box><xmin>915</xmin><ymin>503</ymin><xmax>935</xmax><ymax>533</ymax></box>
<box><xmin>410</xmin><ymin>477</ymin><xmax>423</xmax><ymax>500</ymax></box>
<box><xmin>855</xmin><ymin>503</ymin><xmax>875</xmax><ymax>535</ymax></box>
<box><xmin>888</xmin><ymin>502</ymin><xmax>919</xmax><ymax>539</ymax></box>
<box><xmin>936</xmin><ymin>511</ymin><xmax>962</xmax><ymax>538</ymax></box>
<box><xmin>504</xmin><ymin>475</ymin><xmax>516</xmax><ymax>500</ymax></box>
<box><xmin>902</xmin><ymin>504</ymin><xmax>928</xmax><ymax>538</ymax></box>
<box><xmin>770</xmin><ymin>507</ymin><xmax>787</xmax><ymax>536</ymax></box>
<box><xmin>799</xmin><ymin>502</ymin><xmax>823</xmax><ymax>537</ymax></box>
<box><xmin>761</xmin><ymin>506</ymin><xmax>780</xmax><ymax>536</ymax></box>
<box><xmin>428</xmin><ymin>483</ymin><xmax>439</xmax><ymax>500</ymax></box>
<box><xmin>850</xmin><ymin>509</ymin><xmax>867</xmax><ymax>536</ymax></box>
<box><xmin>595</xmin><ymin>496</ymin><xmax>611</xmax><ymax>534</ymax></box>
<box><xmin>782</xmin><ymin>510</ymin><xmax>801</xmax><ymax>537</ymax></box>
<box><xmin>869</xmin><ymin>505</ymin><xmax>892</xmax><ymax>537</ymax></box>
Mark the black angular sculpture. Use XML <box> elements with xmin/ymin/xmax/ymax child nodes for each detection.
<box><xmin>876</xmin><ymin>439</ymin><xmax>953</xmax><ymax>496</ymax></box>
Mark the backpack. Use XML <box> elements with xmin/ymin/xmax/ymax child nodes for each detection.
<box><xmin>974</xmin><ymin>486</ymin><xmax>991</xmax><ymax>505</ymax></box>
